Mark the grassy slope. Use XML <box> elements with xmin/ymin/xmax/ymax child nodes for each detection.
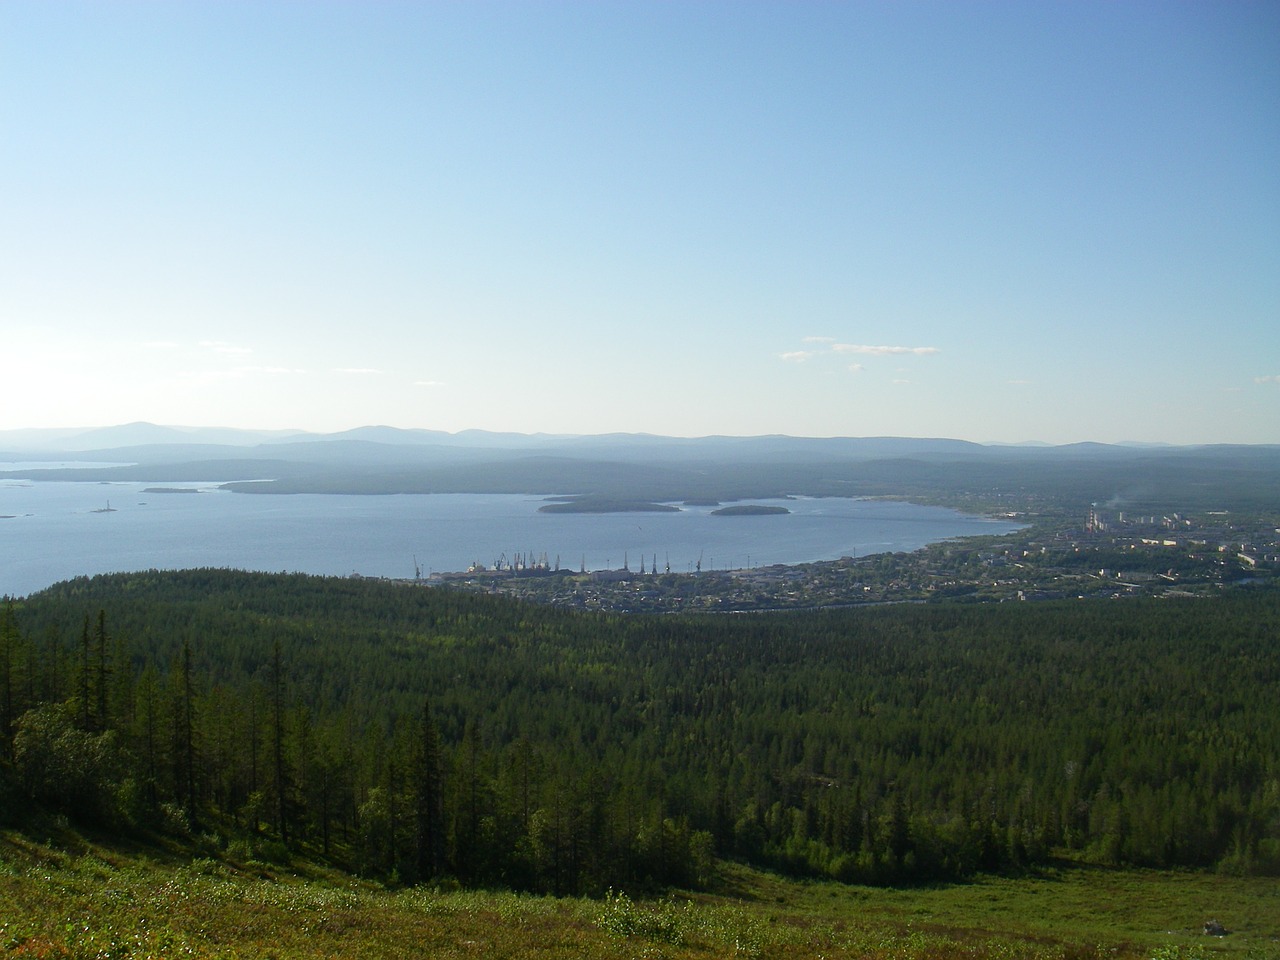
<box><xmin>2</xmin><ymin>826</ymin><xmax>1276</xmax><ymax>960</ymax></box>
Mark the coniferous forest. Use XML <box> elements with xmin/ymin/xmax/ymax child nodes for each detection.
<box><xmin>2</xmin><ymin>570</ymin><xmax>1278</xmax><ymax>894</ymax></box>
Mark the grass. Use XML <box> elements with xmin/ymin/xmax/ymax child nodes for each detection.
<box><xmin>1</xmin><ymin>828</ymin><xmax>1277</xmax><ymax>959</ymax></box>
<box><xmin>727</xmin><ymin>860</ymin><xmax>1280</xmax><ymax>958</ymax></box>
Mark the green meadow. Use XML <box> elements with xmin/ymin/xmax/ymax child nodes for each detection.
<box><xmin>2</xmin><ymin>826</ymin><xmax>1276</xmax><ymax>960</ymax></box>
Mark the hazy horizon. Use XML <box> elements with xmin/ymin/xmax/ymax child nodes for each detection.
<box><xmin>2</xmin><ymin>419</ymin><xmax>1275</xmax><ymax>452</ymax></box>
<box><xmin>3</xmin><ymin>2</ymin><xmax>1277</xmax><ymax>445</ymax></box>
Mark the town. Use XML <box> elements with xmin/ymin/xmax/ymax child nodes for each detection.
<box><xmin>420</xmin><ymin>500</ymin><xmax>1280</xmax><ymax>613</ymax></box>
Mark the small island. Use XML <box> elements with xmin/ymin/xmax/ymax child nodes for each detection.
<box><xmin>710</xmin><ymin>504</ymin><xmax>791</xmax><ymax>517</ymax></box>
<box><xmin>538</xmin><ymin>498</ymin><xmax>681</xmax><ymax>514</ymax></box>
<box><xmin>142</xmin><ymin>487</ymin><xmax>200</xmax><ymax>494</ymax></box>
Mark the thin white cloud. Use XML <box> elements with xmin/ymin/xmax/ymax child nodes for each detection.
<box><xmin>335</xmin><ymin>367</ymin><xmax>383</xmax><ymax>375</ymax></box>
<box><xmin>1255</xmin><ymin>375</ymin><xmax>1280</xmax><ymax>385</ymax></box>
<box><xmin>892</xmin><ymin>378</ymin><xmax>912</xmax><ymax>384</ymax></box>
<box><xmin>833</xmin><ymin>343</ymin><xmax>939</xmax><ymax>356</ymax></box>
<box><xmin>1007</xmin><ymin>379</ymin><xmax>1031</xmax><ymax>385</ymax></box>
<box><xmin>779</xmin><ymin>339</ymin><xmax>936</xmax><ymax>376</ymax></box>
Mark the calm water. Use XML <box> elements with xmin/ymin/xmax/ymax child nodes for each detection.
<box><xmin>0</xmin><ymin>479</ymin><xmax>1023</xmax><ymax>598</ymax></box>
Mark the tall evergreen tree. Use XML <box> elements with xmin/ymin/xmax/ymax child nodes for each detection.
<box><xmin>76</xmin><ymin>615</ymin><xmax>91</xmax><ymax>731</ymax></box>
<box><xmin>93</xmin><ymin>610</ymin><xmax>111</xmax><ymax>732</ymax></box>
<box><xmin>0</xmin><ymin>600</ymin><xmax>15</xmax><ymax>761</ymax></box>
<box><xmin>270</xmin><ymin>639</ymin><xmax>291</xmax><ymax>845</ymax></box>
<box><xmin>134</xmin><ymin>665</ymin><xmax>161</xmax><ymax>811</ymax></box>
<box><xmin>414</xmin><ymin>700</ymin><xmax>444</xmax><ymax>881</ymax></box>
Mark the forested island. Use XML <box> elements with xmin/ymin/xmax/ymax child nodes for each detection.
<box><xmin>710</xmin><ymin>504</ymin><xmax>790</xmax><ymax>516</ymax></box>
<box><xmin>537</xmin><ymin>497</ymin><xmax>681</xmax><ymax>514</ymax></box>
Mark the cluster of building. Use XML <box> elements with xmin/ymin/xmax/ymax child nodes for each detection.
<box><xmin>1081</xmin><ymin>506</ymin><xmax>1280</xmax><ymax>570</ymax></box>
<box><xmin>398</xmin><ymin>503</ymin><xmax>1278</xmax><ymax>613</ymax></box>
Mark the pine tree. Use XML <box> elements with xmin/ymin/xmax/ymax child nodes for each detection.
<box><xmin>166</xmin><ymin>640</ymin><xmax>198</xmax><ymax>814</ymax></box>
<box><xmin>93</xmin><ymin>610</ymin><xmax>110</xmax><ymax>732</ymax></box>
<box><xmin>134</xmin><ymin>666</ymin><xmax>161</xmax><ymax>812</ymax></box>
<box><xmin>414</xmin><ymin>699</ymin><xmax>444</xmax><ymax>881</ymax></box>
<box><xmin>0</xmin><ymin>600</ymin><xmax>15</xmax><ymax>761</ymax></box>
<box><xmin>271</xmin><ymin>639</ymin><xmax>291</xmax><ymax>845</ymax></box>
<box><xmin>77</xmin><ymin>615</ymin><xmax>91</xmax><ymax>731</ymax></box>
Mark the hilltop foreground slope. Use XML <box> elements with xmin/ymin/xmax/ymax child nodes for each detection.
<box><xmin>4</xmin><ymin>572</ymin><xmax>1278</xmax><ymax>891</ymax></box>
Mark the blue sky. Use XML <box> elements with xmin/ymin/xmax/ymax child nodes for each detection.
<box><xmin>2</xmin><ymin>1</ymin><xmax>1277</xmax><ymax>443</ymax></box>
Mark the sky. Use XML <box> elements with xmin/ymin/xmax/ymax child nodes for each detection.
<box><xmin>2</xmin><ymin>1</ymin><xmax>1278</xmax><ymax>444</ymax></box>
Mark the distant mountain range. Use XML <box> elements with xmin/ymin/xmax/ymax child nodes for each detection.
<box><xmin>0</xmin><ymin>421</ymin><xmax>990</xmax><ymax>454</ymax></box>
<box><xmin>2</xmin><ymin>423</ymin><xmax>1277</xmax><ymax>511</ymax></box>
<box><xmin>0</xmin><ymin>421</ymin><xmax>1233</xmax><ymax>455</ymax></box>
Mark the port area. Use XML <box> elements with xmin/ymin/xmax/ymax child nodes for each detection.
<box><xmin>386</xmin><ymin>505</ymin><xmax>1279</xmax><ymax>614</ymax></box>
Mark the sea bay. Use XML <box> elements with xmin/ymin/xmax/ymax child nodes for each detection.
<box><xmin>0</xmin><ymin>479</ymin><xmax>1023</xmax><ymax>598</ymax></box>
